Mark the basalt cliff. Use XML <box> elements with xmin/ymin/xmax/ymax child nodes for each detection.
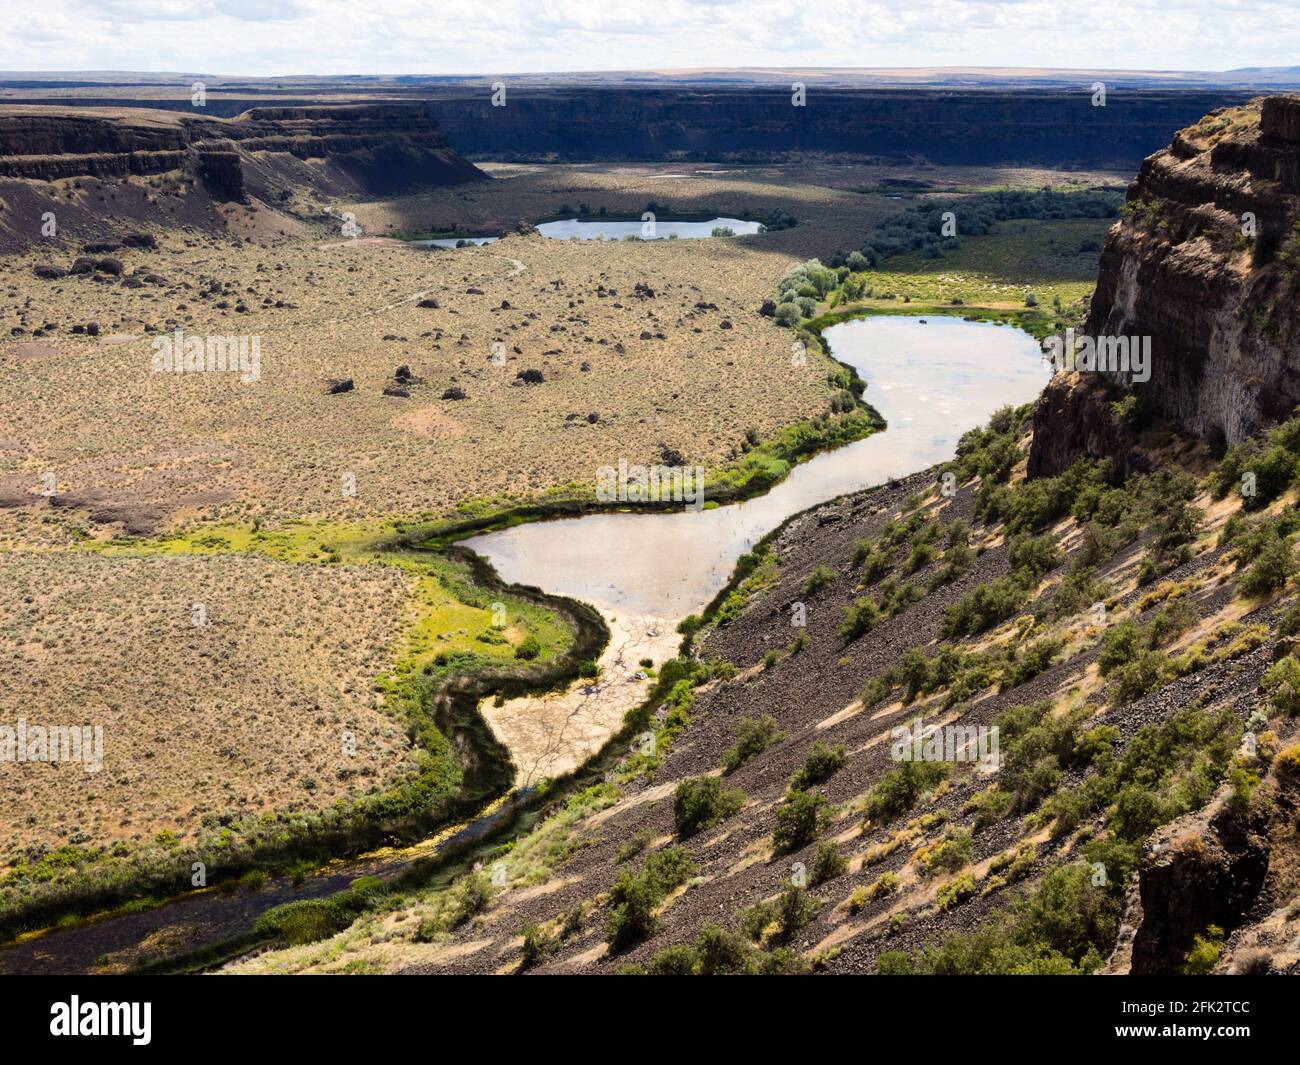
<box><xmin>1030</xmin><ymin>95</ymin><xmax>1300</xmax><ymax>477</ymax></box>
<box><xmin>0</xmin><ymin>103</ymin><xmax>485</xmax><ymax>247</ymax></box>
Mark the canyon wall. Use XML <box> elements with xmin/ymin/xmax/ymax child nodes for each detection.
<box><xmin>424</xmin><ymin>88</ymin><xmax>1255</xmax><ymax>167</ymax></box>
<box><xmin>0</xmin><ymin>103</ymin><xmax>486</xmax><ymax>200</ymax></box>
<box><xmin>1029</xmin><ymin>95</ymin><xmax>1300</xmax><ymax>476</ymax></box>
<box><xmin>0</xmin><ymin>88</ymin><xmax>1254</xmax><ymax>167</ymax></box>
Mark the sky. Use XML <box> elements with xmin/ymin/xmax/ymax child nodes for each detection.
<box><xmin>2</xmin><ymin>0</ymin><xmax>1298</xmax><ymax>77</ymax></box>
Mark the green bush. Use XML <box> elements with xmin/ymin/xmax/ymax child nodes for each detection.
<box><xmin>673</xmin><ymin>776</ymin><xmax>746</xmax><ymax>837</ymax></box>
<box><xmin>520</xmin><ymin>921</ymin><xmax>556</xmax><ymax>968</ymax></box>
<box><xmin>1182</xmin><ymin>924</ymin><xmax>1225</xmax><ymax>975</ymax></box>
<box><xmin>722</xmin><ymin>714</ymin><xmax>784</xmax><ymax>773</ymax></box>
<box><xmin>1000</xmin><ymin>637</ymin><xmax>1062</xmax><ymax>690</ymax></box>
<box><xmin>1007</xmin><ymin>533</ymin><xmax>1062</xmax><ymax>579</ymax></box>
<box><xmin>791</xmin><ymin>741</ymin><xmax>847</xmax><ymax>790</ymax></box>
<box><xmin>802</xmin><ymin>565</ymin><xmax>837</xmax><ymax>595</ymax></box>
<box><xmin>1262</xmin><ymin>655</ymin><xmax>1300</xmax><ymax>715</ymax></box>
<box><xmin>936</xmin><ymin>872</ymin><xmax>978</xmax><ymax>910</ymax></box>
<box><xmin>879</xmin><ymin>863</ymin><xmax>1117</xmax><ymax>974</ymax></box>
<box><xmin>940</xmin><ymin>576</ymin><xmax>1029</xmax><ymax>637</ymax></box>
<box><xmin>1111</xmin><ymin>650</ymin><xmax>1173</xmax><ymax>703</ymax></box>
<box><xmin>918</xmin><ymin>830</ymin><xmax>973</xmax><ymax>878</ymax></box>
<box><xmin>809</xmin><ymin>841</ymin><xmax>848</xmax><ymax>885</ymax></box>
<box><xmin>840</xmin><ymin>596</ymin><xmax>883</xmax><ymax>640</ymax></box>
<box><xmin>742</xmin><ymin>885</ymin><xmax>822</xmax><ymax>945</ymax></box>
<box><xmin>863</xmin><ymin>760</ymin><xmax>948</xmax><ymax>824</ymax></box>
<box><xmin>772</xmin><ymin>788</ymin><xmax>829</xmax><ymax>852</ymax></box>
<box><xmin>606</xmin><ymin>847</ymin><xmax>696</xmax><ymax>952</ymax></box>
<box><xmin>1238</xmin><ymin>533</ymin><xmax>1296</xmax><ymax>597</ymax></box>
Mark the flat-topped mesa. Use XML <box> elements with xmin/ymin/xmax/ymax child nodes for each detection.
<box><xmin>1029</xmin><ymin>95</ymin><xmax>1300</xmax><ymax>478</ymax></box>
<box><xmin>0</xmin><ymin>102</ymin><xmax>486</xmax><ymax>205</ymax></box>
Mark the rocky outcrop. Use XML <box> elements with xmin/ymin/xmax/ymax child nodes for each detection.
<box><xmin>0</xmin><ymin>103</ymin><xmax>486</xmax><ymax>205</ymax></box>
<box><xmin>1088</xmin><ymin>97</ymin><xmax>1299</xmax><ymax>441</ymax></box>
<box><xmin>1026</xmin><ymin>373</ymin><xmax>1141</xmax><ymax>479</ymax></box>
<box><xmin>1107</xmin><ymin>738</ymin><xmax>1300</xmax><ymax>975</ymax></box>
<box><xmin>1128</xmin><ymin>795</ymin><xmax>1271</xmax><ymax>974</ymax></box>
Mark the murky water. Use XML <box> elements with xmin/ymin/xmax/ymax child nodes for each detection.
<box><xmin>535</xmin><ymin>216</ymin><xmax>763</xmax><ymax>240</ymax></box>
<box><xmin>466</xmin><ymin>316</ymin><xmax>1051</xmax><ymax>617</ymax></box>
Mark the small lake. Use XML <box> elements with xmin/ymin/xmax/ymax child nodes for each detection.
<box><xmin>536</xmin><ymin>216</ymin><xmax>762</xmax><ymax>240</ymax></box>
<box><xmin>466</xmin><ymin>316</ymin><xmax>1051</xmax><ymax>618</ymax></box>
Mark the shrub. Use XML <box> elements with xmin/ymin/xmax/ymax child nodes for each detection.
<box><xmin>1238</xmin><ymin>534</ymin><xmax>1296</xmax><ymax>597</ymax></box>
<box><xmin>840</xmin><ymin>596</ymin><xmax>883</xmax><ymax>640</ymax></box>
<box><xmin>773</xmin><ymin>885</ymin><xmax>821</xmax><ymax>942</ymax></box>
<box><xmin>1278</xmin><ymin>602</ymin><xmax>1300</xmax><ymax>636</ymax></box>
<box><xmin>1007</xmin><ymin>533</ymin><xmax>1062</xmax><ymax>579</ymax></box>
<box><xmin>858</xmin><ymin>546</ymin><xmax>893</xmax><ymax>583</ymax></box>
<box><xmin>693</xmin><ymin>923</ymin><xmax>752</xmax><ymax>974</ymax></box>
<box><xmin>1108</xmin><ymin>785</ymin><xmax>1167</xmax><ymax>841</ymax></box>
<box><xmin>746</xmin><ymin>885</ymin><xmax>823</xmax><ymax>945</ymax></box>
<box><xmin>448</xmin><ymin>871</ymin><xmax>494</xmax><ymax>927</ymax></box>
<box><xmin>640</xmin><ymin>944</ymin><xmax>698</xmax><ymax>975</ymax></box>
<box><xmin>673</xmin><ymin>776</ymin><xmax>746</xmax><ymax>837</ymax></box>
<box><xmin>1098</xmin><ymin>619</ymin><xmax>1142</xmax><ymax>675</ymax></box>
<box><xmin>606</xmin><ymin>847</ymin><xmax>696</xmax><ymax>952</ymax></box>
<box><xmin>615</xmin><ymin>829</ymin><xmax>653</xmax><ymax>864</ymax></box>
<box><xmin>1000</xmin><ymin>637</ymin><xmax>1062</xmax><ymax>690</ymax></box>
<box><xmin>863</xmin><ymin>760</ymin><xmax>948</xmax><ymax>824</ymax></box>
<box><xmin>1274</xmin><ymin>743</ymin><xmax>1300</xmax><ymax>779</ymax></box>
<box><xmin>722</xmin><ymin>714</ymin><xmax>784</xmax><ymax>773</ymax></box>
<box><xmin>916</xmin><ymin>830</ymin><xmax>973</xmax><ymax>878</ymax></box>
<box><xmin>1182</xmin><ymin>924</ymin><xmax>1225</xmax><ymax>975</ymax></box>
<box><xmin>514</xmin><ymin>634</ymin><xmax>541</xmax><ymax>660</ymax></box>
<box><xmin>809</xmin><ymin>841</ymin><xmax>848</xmax><ymax>885</ymax></box>
<box><xmin>875</xmin><ymin>950</ymin><xmax>916</xmax><ymax>974</ymax></box>
<box><xmin>969</xmin><ymin>787</ymin><xmax>1016</xmax><ymax>831</ymax></box>
<box><xmin>1111</xmin><ymin>650</ymin><xmax>1173</xmax><ymax>703</ymax></box>
<box><xmin>772</xmin><ymin>788</ymin><xmax>829</xmax><ymax>852</ymax></box>
<box><xmin>1262</xmin><ymin>656</ymin><xmax>1300</xmax><ymax>715</ymax></box>
<box><xmin>791</xmin><ymin>741</ymin><xmax>846</xmax><ymax>790</ymax></box>
<box><xmin>520</xmin><ymin>922</ymin><xmax>556</xmax><ymax>968</ymax></box>
<box><xmin>865</xmin><ymin>870</ymin><xmax>898</xmax><ymax>900</ymax></box>
<box><xmin>802</xmin><ymin>565</ymin><xmax>837</xmax><ymax>595</ymax></box>
<box><xmin>936</xmin><ymin>872</ymin><xmax>978</xmax><ymax>911</ymax></box>
<box><xmin>940</xmin><ymin>577</ymin><xmax>1029</xmax><ymax>637</ymax></box>
<box><xmin>887</xmin><ymin>862</ymin><xmax>1117</xmax><ymax>974</ymax></box>
<box><xmin>774</xmin><ymin>302</ymin><xmax>802</xmax><ymax>326</ymax></box>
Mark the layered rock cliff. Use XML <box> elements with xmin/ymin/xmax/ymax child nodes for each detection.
<box><xmin>0</xmin><ymin>87</ymin><xmax>1258</xmax><ymax>168</ymax></box>
<box><xmin>0</xmin><ymin>102</ymin><xmax>486</xmax><ymax>203</ymax></box>
<box><xmin>423</xmin><ymin>87</ymin><xmax>1253</xmax><ymax>168</ymax></box>
<box><xmin>1029</xmin><ymin>95</ymin><xmax>1300</xmax><ymax>476</ymax></box>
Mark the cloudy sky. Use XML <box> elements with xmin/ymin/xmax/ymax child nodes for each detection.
<box><xmin>3</xmin><ymin>0</ymin><xmax>1296</xmax><ymax>76</ymax></box>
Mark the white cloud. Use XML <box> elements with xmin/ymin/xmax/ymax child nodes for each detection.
<box><xmin>0</xmin><ymin>0</ymin><xmax>1296</xmax><ymax>76</ymax></box>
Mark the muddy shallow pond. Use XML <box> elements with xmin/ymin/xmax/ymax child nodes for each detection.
<box><xmin>466</xmin><ymin>316</ymin><xmax>1051</xmax><ymax>618</ymax></box>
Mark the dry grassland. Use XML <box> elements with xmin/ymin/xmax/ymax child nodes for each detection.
<box><xmin>0</xmin><ymin>550</ymin><xmax>416</xmax><ymax>864</ymax></box>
